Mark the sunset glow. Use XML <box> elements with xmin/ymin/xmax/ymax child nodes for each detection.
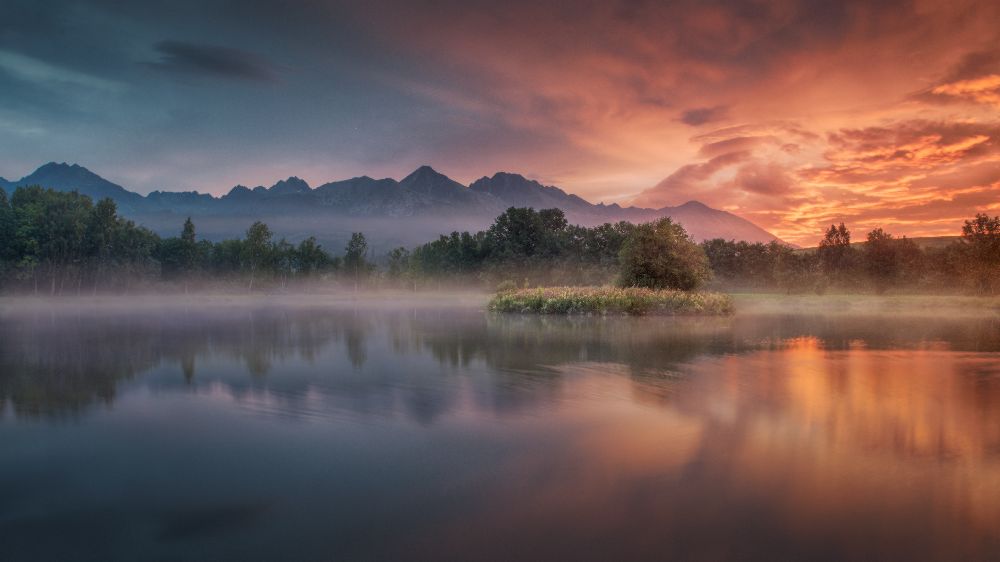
<box><xmin>1</xmin><ymin>0</ymin><xmax>999</xmax><ymax>244</ymax></box>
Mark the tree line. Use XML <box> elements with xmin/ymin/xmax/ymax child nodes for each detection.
<box><xmin>395</xmin><ymin>206</ymin><xmax>709</xmax><ymax>289</ymax></box>
<box><xmin>2</xmin><ymin>185</ymin><xmax>998</xmax><ymax>294</ymax></box>
<box><xmin>701</xmin><ymin>217</ymin><xmax>1000</xmax><ymax>295</ymax></box>
<box><xmin>389</xmin><ymin>208</ymin><xmax>1000</xmax><ymax>295</ymax></box>
<box><xmin>0</xmin><ymin>186</ymin><xmax>373</xmax><ymax>294</ymax></box>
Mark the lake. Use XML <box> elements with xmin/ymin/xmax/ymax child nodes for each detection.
<box><xmin>2</xmin><ymin>298</ymin><xmax>999</xmax><ymax>561</ymax></box>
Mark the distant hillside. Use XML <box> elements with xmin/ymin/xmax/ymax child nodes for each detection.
<box><xmin>796</xmin><ymin>235</ymin><xmax>962</xmax><ymax>253</ymax></box>
<box><xmin>2</xmin><ymin>162</ymin><xmax>785</xmax><ymax>252</ymax></box>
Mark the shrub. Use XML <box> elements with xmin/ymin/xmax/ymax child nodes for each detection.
<box><xmin>618</xmin><ymin>218</ymin><xmax>711</xmax><ymax>290</ymax></box>
<box><xmin>488</xmin><ymin>286</ymin><xmax>733</xmax><ymax>316</ymax></box>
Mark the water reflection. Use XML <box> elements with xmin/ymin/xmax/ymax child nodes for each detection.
<box><xmin>2</xmin><ymin>307</ymin><xmax>998</xmax><ymax>421</ymax></box>
<box><xmin>1</xmin><ymin>304</ymin><xmax>999</xmax><ymax>560</ymax></box>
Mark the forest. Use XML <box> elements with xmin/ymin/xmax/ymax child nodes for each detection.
<box><xmin>1</xmin><ymin>185</ymin><xmax>998</xmax><ymax>295</ymax></box>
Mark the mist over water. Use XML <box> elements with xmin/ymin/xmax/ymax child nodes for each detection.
<box><xmin>2</xmin><ymin>298</ymin><xmax>999</xmax><ymax>561</ymax></box>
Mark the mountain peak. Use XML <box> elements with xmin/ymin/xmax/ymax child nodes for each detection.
<box><xmin>470</xmin><ymin>171</ymin><xmax>539</xmax><ymax>192</ymax></box>
<box><xmin>34</xmin><ymin>162</ymin><xmax>98</xmax><ymax>177</ymax></box>
<box><xmin>399</xmin><ymin>165</ymin><xmax>470</xmax><ymax>200</ymax></box>
<box><xmin>403</xmin><ymin>165</ymin><xmax>447</xmax><ymax>181</ymax></box>
<box><xmin>268</xmin><ymin>176</ymin><xmax>311</xmax><ymax>195</ymax></box>
<box><xmin>675</xmin><ymin>200</ymin><xmax>711</xmax><ymax>211</ymax></box>
<box><xmin>469</xmin><ymin>172</ymin><xmax>593</xmax><ymax>212</ymax></box>
<box><xmin>16</xmin><ymin>162</ymin><xmax>141</xmax><ymax>206</ymax></box>
<box><xmin>223</xmin><ymin>184</ymin><xmax>252</xmax><ymax>198</ymax></box>
<box><xmin>491</xmin><ymin>171</ymin><xmax>529</xmax><ymax>181</ymax></box>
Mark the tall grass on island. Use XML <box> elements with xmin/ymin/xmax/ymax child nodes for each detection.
<box><xmin>489</xmin><ymin>286</ymin><xmax>734</xmax><ymax>316</ymax></box>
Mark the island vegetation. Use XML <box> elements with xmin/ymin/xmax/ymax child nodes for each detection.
<box><xmin>1</xmin><ymin>184</ymin><xmax>999</xmax><ymax>299</ymax></box>
<box><xmin>489</xmin><ymin>287</ymin><xmax>733</xmax><ymax>316</ymax></box>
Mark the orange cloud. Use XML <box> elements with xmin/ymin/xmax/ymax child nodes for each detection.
<box><xmin>336</xmin><ymin>0</ymin><xmax>1000</xmax><ymax>243</ymax></box>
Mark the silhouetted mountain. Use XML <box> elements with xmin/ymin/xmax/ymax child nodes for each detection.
<box><xmin>268</xmin><ymin>176</ymin><xmax>310</xmax><ymax>195</ymax></box>
<box><xmin>401</xmin><ymin>166</ymin><xmax>462</xmax><ymax>199</ymax></box>
<box><xmin>1</xmin><ymin>162</ymin><xmax>784</xmax><ymax>250</ymax></box>
<box><xmin>470</xmin><ymin>172</ymin><xmax>593</xmax><ymax>213</ymax></box>
<box><xmin>8</xmin><ymin>162</ymin><xmax>144</xmax><ymax>210</ymax></box>
<box><xmin>314</xmin><ymin>176</ymin><xmax>415</xmax><ymax>215</ymax></box>
<box><xmin>307</xmin><ymin>167</ymin><xmax>503</xmax><ymax>217</ymax></box>
<box><xmin>469</xmin><ymin>172</ymin><xmax>779</xmax><ymax>243</ymax></box>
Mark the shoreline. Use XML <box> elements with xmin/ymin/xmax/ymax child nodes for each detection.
<box><xmin>1</xmin><ymin>291</ymin><xmax>998</xmax><ymax>317</ymax></box>
<box><xmin>730</xmin><ymin>292</ymin><xmax>1000</xmax><ymax>316</ymax></box>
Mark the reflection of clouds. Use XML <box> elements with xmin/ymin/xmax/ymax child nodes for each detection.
<box><xmin>4</xmin><ymin>305</ymin><xmax>1000</xmax><ymax>558</ymax></box>
<box><xmin>395</xmin><ymin>339</ymin><xmax>1000</xmax><ymax>561</ymax></box>
<box><xmin>2</xmin><ymin>307</ymin><xmax>999</xmax><ymax>426</ymax></box>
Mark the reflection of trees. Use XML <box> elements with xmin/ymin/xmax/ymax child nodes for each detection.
<box><xmin>0</xmin><ymin>308</ymin><xmax>355</xmax><ymax>419</ymax></box>
<box><xmin>345</xmin><ymin>323</ymin><xmax>367</xmax><ymax>369</ymax></box>
<box><xmin>2</xmin><ymin>305</ymin><xmax>998</xmax><ymax>421</ymax></box>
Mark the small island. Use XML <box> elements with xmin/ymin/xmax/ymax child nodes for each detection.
<box><xmin>488</xmin><ymin>213</ymin><xmax>732</xmax><ymax>316</ymax></box>
<box><xmin>489</xmin><ymin>287</ymin><xmax>733</xmax><ymax>316</ymax></box>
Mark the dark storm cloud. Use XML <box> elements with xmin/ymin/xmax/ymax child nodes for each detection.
<box><xmin>680</xmin><ymin>106</ymin><xmax>728</xmax><ymax>126</ymax></box>
<box><xmin>145</xmin><ymin>41</ymin><xmax>276</xmax><ymax>82</ymax></box>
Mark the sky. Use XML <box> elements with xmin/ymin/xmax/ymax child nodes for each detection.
<box><xmin>0</xmin><ymin>0</ymin><xmax>998</xmax><ymax>245</ymax></box>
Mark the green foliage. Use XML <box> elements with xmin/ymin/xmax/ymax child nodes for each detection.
<box><xmin>3</xmin><ymin>187</ymin><xmax>158</xmax><ymax>293</ymax></box>
<box><xmin>158</xmin><ymin>217</ymin><xmax>201</xmax><ymax>279</ymax></box>
<box><xmin>0</xmin><ymin>189</ymin><xmax>16</xmax><ymax>270</ymax></box>
<box><xmin>296</xmin><ymin>237</ymin><xmax>334</xmax><ymax>276</ymax></box>
<box><xmin>242</xmin><ymin>221</ymin><xmax>272</xmax><ymax>290</ymax></box>
<box><xmin>617</xmin><ymin>217</ymin><xmax>710</xmax><ymax>290</ymax></box>
<box><xmin>702</xmin><ymin>217</ymin><xmax>1000</xmax><ymax>295</ymax></box>
<box><xmin>862</xmin><ymin>228</ymin><xmax>922</xmax><ymax>294</ymax></box>
<box><xmin>408</xmin><ymin>207</ymin><xmax>634</xmax><ymax>286</ymax></box>
<box><xmin>0</xmin><ymin>186</ymin><xmax>341</xmax><ymax>293</ymax></box>
<box><xmin>488</xmin><ymin>286</ymin><xmax>733</xmax><ymax>316</ymax></box>
<box><xmin>386</xmin><ymin>247</ymin><xmax>410</xmax><ymax>280</ymax></box>
<box><xmin>1</xmin><ymin>187</ymin><xmax>998</xmax><ymax>297</ymax></box>
<box><xmin>960</xmin><ymin>213</ymin><xmax>1000</xmax><ymax>294</ymax></box>
<box><xmin>818</xmin><ymin>222</ymin><xmax>856</xmax><ymax>284</ymax></box>
<box><xmin>343</xmin><ymin>232</ymin><xmax>371</xmax><ymax>279</ymax></box>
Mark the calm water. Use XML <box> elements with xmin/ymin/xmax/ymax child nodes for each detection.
<box><xmin>2</xmin><ymin>301</ymin><xmax>1000</xmax><ymax>561</ymax></box>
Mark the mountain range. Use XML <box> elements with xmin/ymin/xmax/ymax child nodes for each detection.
<box><xmin>0</xmin><ymin>162</ymin><xmax>783</xmax><ymax>251</ymax></box>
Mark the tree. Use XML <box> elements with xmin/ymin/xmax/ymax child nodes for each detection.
<box><xmin>0</xmin><ymin>189</ymin><xmax>14</xmax><ymax>281</ymax></box>
<box><xmin>242</xmin><ymin>221</ymin><xmax>272</xmax><ymax>291</ymax></box>
<box><xmin>387</xmin><ymin>247</ymin><xmax>410</xmax><ymax>280</ymax></box>
<box><xmin>179</xmin><ymin>217</ymin><xmax>198</xmax><ymax>271</ymax></box>
<box><xmin>11</xmin><ymin>186</ymin><xmax>93</xmax><ymax>294</ymax></box>
<box><xmin>86</xmin><ymin>198</ymin><xmax>119</xmax><ymax>292</ymax></box>
<box><xmin>295</xmin><ymin>237</ymin><xmax>331</xmax><ymax>277</ymax></box>
<box><xmin>618</xmin><ymin>217</ymin><xmax>710</xmax><ymax>290</ymax></box>
<box><xmin>818</xmin><ymin>222</ymin><xmax>854</xmax><ymax>285</ymax></box>
<box><xmin>861</xmin><ymin>228</ymin><xmax>921</xmax><ymax>293</ymax></box>
<box><xmin>863</xmin><ymin>228</ymin><xmax>896</xmax><ymax>293</ymax></box>
<box><xmin>273</xmin><ymin>238</ymin><xmax>295</xmax><ymax>287</ymax></box>
<box><xmin>960</xmin><ymin>213</ymin><xmax>1000</xmax><ymax>294</ymax></box>
<box><xmin>344</xmin><ymin>232</ymin><xmax>370</xmax><ymax>285</ymax></box>
<box><xmin>485</xmin><ymin>207</ymin><xmax>544</xmax><ymax>261</ymax></box>
<box><xmin>211</xmin><ymin>239</ymin><xmax>244</xmax><ymax>275</ymax></box>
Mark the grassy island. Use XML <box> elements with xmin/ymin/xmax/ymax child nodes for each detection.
<box><xmin>488</xmin><ymin>287</ymin><xmax>734</xmax><ymax>316</ymax></box>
